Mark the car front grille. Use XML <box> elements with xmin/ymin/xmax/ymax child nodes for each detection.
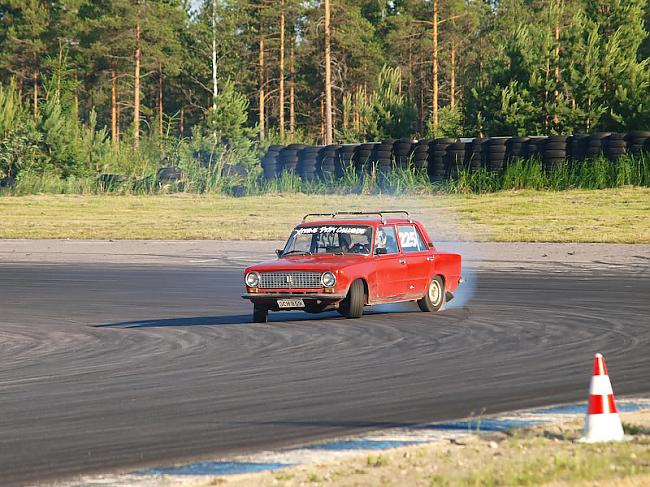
<box><xmin>259</xmin><ymin>271</ymin><xmax>322</xmax><ymax>289</ymax></box>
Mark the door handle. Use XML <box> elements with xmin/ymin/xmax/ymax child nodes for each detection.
<box><xmin>399</xmin><ymin>259</ymin><xmax>407</xmax><ymax>264</ymax></box>
<box><xmin>426</xmin><ymin>256</ymin><xmax>435</xmax><ymax>262</ymax></box>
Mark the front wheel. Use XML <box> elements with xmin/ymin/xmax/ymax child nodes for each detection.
<box><xmin>417</xmin><ymin>276</ymin><xmax>445</xmax><ymax>312</ymax></box>
<box><xmin>339</xmin><ymin>280</ymin><xmax>365</xmax><ymax>319</ymax></box>
<box><xmin>253</xmin><ymin>304</ymin><xmax>268</xmax><ymax>323</ymax></box>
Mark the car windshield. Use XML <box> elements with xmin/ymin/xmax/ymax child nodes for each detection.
<box><xmin>282</xmin><ymin>225</ymin><xmax>373</xmax><ymax>255</ymax></box>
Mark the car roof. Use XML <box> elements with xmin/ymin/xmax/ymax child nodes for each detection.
<box><xmin>296</xmin><ymin>218</ymin><xmax>420</xmax><ymax>227</ymax></box>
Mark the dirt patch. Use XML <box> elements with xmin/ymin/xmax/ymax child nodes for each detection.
<box><xmin>0</xmin><ymin>240</ymin><xmax>648</xmax><ymax>274</ymax></box>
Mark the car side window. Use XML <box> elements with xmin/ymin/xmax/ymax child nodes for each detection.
<box><xmin>397</xmin><ymin>225</ymin><xmax>426</xmax><ymax>253</ymax></box>
<box><xmin>375</xmin><ymin>226</ymin><xmax>399</xmax><ymax>254</ymax></box>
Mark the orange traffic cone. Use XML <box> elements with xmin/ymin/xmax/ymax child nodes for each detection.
<box><xmin>580</xmin><ymin>353</ymin><xmax>624</xmax><ymax>443</ymax></box>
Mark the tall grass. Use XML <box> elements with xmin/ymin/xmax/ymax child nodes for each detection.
<box><xmin>1</xmin><ymin>152</ymin><xmax>648</xmax><ymax>197</ymax></box>
<box><xmin>455</xmin><ymin>153</ymin><xmax>650</xmax><ymax>193</ymax></box>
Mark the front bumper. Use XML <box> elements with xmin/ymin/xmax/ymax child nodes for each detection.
<box><xmin>242</xmin><ymin>293</ymin><xmax>346</xmax><ymax>301</ymax></box>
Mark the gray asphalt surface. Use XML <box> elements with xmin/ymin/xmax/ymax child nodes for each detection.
<box><xmin>0</xmin><ymin>262</ymin><xmax>649</xmax><ymax>486</ymax></box>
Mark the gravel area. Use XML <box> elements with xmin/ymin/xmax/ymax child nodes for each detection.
<box><xmin>0</xmin><ymin>240</ymin><xmax>648</xmax><ymax>272</ymax></box>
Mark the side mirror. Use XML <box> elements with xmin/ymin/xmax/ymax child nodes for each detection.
<box><xmin>275</xmin><ymin>249</ymin><xmax>283</xmax><ymax>257</ymax></box>
<box><xmin>428</xmin><ymin>242</ymin><xmax>434</xmax><ymax>248</ymax></box>
<box><xmin>375</xmin><ymin>247</ymin><xmax>388</xmax><ymax>255</ymax></box>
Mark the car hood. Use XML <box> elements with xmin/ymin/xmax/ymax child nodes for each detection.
<box><xmin>247</xmin><ymin>254</ymin><xmax>369</xmax><ymax>272</ymax></box>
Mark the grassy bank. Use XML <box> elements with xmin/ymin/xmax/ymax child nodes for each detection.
<box><xmin>1</xmin><ymin>188</ymin><xmax>649</xmax><ymax>242</ymax></box>
<box><xmin>216</xmin><ymin>410</ymin><xmax>650</xmax><ymax>487</ymax></box>
<box><xmin>2</xmin><ymin>154</ymin><xmax>649</xmax><ymax>197</ymax></box>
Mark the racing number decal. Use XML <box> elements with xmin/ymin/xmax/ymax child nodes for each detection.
<box><xmin>399</xmin><ymin>227</ymin><xmax>419</xmax><ymax>249</ymax></box>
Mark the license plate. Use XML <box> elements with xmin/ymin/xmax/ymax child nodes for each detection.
<box><xmin>277</xmin><ymin>298</ymin><xmax>305</xmax><ymax>308</ymax></box>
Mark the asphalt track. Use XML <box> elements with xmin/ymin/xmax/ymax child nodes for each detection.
<box><xmin>0</xmin><ymin>262</ymin><xmax>649</xmax><ymax>485</ymax></box>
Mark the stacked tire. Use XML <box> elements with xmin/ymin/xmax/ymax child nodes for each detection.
<box><xmin>446</xmin><ymin>141</ymin><xmax>466</xmax><ymax>178</ymax></box>
<box><xmin>393</xmin><ymin>138</ymin><xmax>413</xmax><ymax>167</ymax></box>
<box><xmin>157</xmin><ymin>167</ymin><xmax>182</xmax><ymax>184</ymax></box>
<box><xmin>410</xmin><ymin>140</ymin><xmax>430</xmax><ymax>171</ymax></box>
<box><xmin>506</xmin><ymin>137</ymin><xmax>530</xmax><ymax>165</ymax></box>
<box><xmin>465</xmin><ymin>138</ymin><xmax>487</xmax><ymax>170</ymax></box>
<box><xmin>279</xmin><ymin>144</ymin><xmax>305</xmax><ymax>174</ymax></box>
<box><xmin>297</xmin><ymin>146</ymin><xmax>320</xmax><ymax>180</ymax></box>
<box><xmin>371</xmin><ymin>142</ymin><xmax>394</xmax><ymax>174</ymax></box>
<box><xmin>261</xmin><ymin>144</ymin><xmax>284</xmax><ymax>179</ymax></box>
<box><xmin>337</xmin><ymin>145</ymin><xmax>358</xmax><ymax>176</ymax></box>
<box><xmin>486</xmin><ymin>138</ymin><xmax>509</xmax><ymax>172</ymax></box>
<box><xmin>604</xmin><ymin>133</ymin><xmax>627</xmax><ymax>161</ymax></box>
<box><xmin>318</xmin><ymin>145</ymin><xmax>340</xmax><ymax>179</ymax></box>
<box><xmin>523</xmin><ymin>137</ymin><xmax>546</xmax><ymax>160</ymax></box>
<box><xmin>584</xmin><ymin>133</ymin><xmax>610</xmax><ymax>159</ymax></box>
<box><xmin>428</xmin><ymin>138</ymin><xmax>456</xmax><ymax>181</ymax></box>
<box><xmin>626</xmin><ymin>131</ymin><xmax>650</xmax><ymax>156</ymax></box>
<box><xmin>353</xmin><ymin>144</ymin><xmax>374</xmax><ymax>174</ymax></box>
<box><xmin>542</xmin><ymin>135</ymin><xmax>568</xmax><ymax>172</ymax></box>
<box><xmin>568</xmin><ymin>134</ymin><xmax>589</xmax><ymax>162</ymax></box>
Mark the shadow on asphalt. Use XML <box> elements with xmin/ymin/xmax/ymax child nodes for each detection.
<box><xmin>95</xmin><ymin>303</ymin><xmax>458</xmax><ymax>328</ymax></box>
<box><xmin>95</xmin><ymin>311</ymin><xmax>345</xmax><ymax>328</ymax></box>
<box><xmin>94</xmin><ymin>315</ymin><xmax>255</xmax><ymax>328</ymax></box>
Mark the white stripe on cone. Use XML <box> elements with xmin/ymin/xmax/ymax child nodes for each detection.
<box><xmin>589</xmin><ymin>375</ymin><xmax>614</xmax><ymax>395</ymax></box>
<box><xmin>580</xmin><ymin>353</ymin><xmax>624</xmax><ymax>443</ymax></box>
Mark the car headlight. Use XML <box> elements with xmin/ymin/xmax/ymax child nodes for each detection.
<box><xmin>321</xmin><ymin>271</ymin><xmax>336</xmax><ymax>288</ymax></box>
<box><xmin>245</xmin><ymin>272</ymin><xmax>260</xmax><ymax>287</ymax></box>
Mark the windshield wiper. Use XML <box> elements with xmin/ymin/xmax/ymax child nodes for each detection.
<box><xmin>282</xmin><ymin>250</ymin><xmax>312</xmax><ymax>256</ymax></box>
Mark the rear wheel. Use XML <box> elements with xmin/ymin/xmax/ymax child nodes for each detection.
<box><xmin>253</xmin><ymin>304</ymin><xmax>268</xmax><ymax>323</ymax></box>
<box><xmin>339</xmin><ymin>280</ymin><xmax>365</xmax><ymax>319</ymax></box>
<box><xmin>417</xmin><ymin>276</ymin><xmax>445</xmax><ymax>312</ymax></box>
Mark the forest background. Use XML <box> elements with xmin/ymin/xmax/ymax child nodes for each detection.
<box><xmin>0</xmin><ymin>0</ymin><xmax>648</xmax><ymax>185</ymax></box>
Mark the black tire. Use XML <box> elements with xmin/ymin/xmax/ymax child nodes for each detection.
<box><xmin>543</xmin><ymin>150</ymin><xmax>567</xmax><ymax>158</ymax></box>
<box><xmin>339</xmin><ymin>280</ymin><xmax>365</xmax><ymax>319</ymax></box>
<box><xmin>417</xmin><ymin>276</ymin><xmax>445</xmax><ymax>312</ymax></box>
<box><xmin>253</xmin><ymin>304</ymin><xmax>268</xmax><ymax>323</ymax></box>
<box><xmin>544</xmin><ymin>142</ymin><xmax>567</xmax><ymax>151</ymax></box>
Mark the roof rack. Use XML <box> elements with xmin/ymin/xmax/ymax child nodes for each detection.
<box><xmin>302</xmin><ymin>211</ymin><xmax>412</xmax><ymax>224</ymax></box>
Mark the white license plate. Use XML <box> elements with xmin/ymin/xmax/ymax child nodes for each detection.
<box><xmin>277</xmin><ymin>298</ymin><xmax>305</xmax><ymax>308</ymax></box>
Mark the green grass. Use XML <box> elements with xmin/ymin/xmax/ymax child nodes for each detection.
<box><xmin>455</xmin><ymin>153</ymin><xmax>650</xmax><ymax>193</ymax></box>
<box><xmin>210</xmin><ymin>411</ymin><xmax>650</xmax><ymax>487</ymax></box>
<box><xmin>0</xmin><ymin>188</ymin><xmax>648</xmax><ymax>242</ymax></box>
<box><xmin>3</xmin><ymin>153</ymin><xmax>648</xmax><ymax>197</ymax></box>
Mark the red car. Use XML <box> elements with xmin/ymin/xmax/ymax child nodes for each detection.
<box><xmin>242</xmin><ymin>211</ymin><xmax>462</xmax><ymax>323</ymax></box>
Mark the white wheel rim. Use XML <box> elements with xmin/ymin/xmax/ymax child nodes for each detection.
<box><xmin>429</xmin><ymin>279</ymin><xmax>442</xmax><ymax>305</ymax></box>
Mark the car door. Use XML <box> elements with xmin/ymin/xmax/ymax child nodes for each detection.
<box><xmin>373</xmin><ymin>225</ymin><xmax>408</xmax><ymax>299</ymax></box>
<box><xmin>396</xmin><ymin>224</ymin><xmax>432</xmax><ymax>297</ymax></box>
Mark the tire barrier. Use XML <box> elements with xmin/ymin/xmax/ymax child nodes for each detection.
<box><xmin>260</xmin><ymin>132</ymin><xmax>650</xmax><ymax>182</ymax></box>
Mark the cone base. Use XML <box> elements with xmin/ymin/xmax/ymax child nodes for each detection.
<box><xmin>581</xmin><ymin>413</ymin><xmax>625</xmax><ymax>443</ymax></box>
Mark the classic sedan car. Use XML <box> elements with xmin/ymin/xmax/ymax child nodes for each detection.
<box><xmin>243</xmin><ymin>211</ymin><xmax>462</xmax><ymax>322</ymax></box>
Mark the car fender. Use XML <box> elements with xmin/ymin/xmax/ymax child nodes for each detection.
<box><xmin>335</xmin><ymin>262</ymin><xmax>375</xmax><ymax>302</ymax></box>
<box><xmin>431</xmin><ymin>252</ymin><xmax>462</xmax><ymax>292</ymax></box>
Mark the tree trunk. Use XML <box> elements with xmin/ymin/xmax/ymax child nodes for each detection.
<box><xmin>553</xmin><ymin>3</ymin><xmax>560</xmax><ymax>126</ymax></box>
<box><xmin>134</xmin><ymin>0</ymin><xmax>142</xmax><ymax>148</ymax></box>
<box><xmin>432</xmin><ymin>0</ymin><xmax>439</xmax><ymax>129</ymax></box>
<box><xmin>324</xmin><ymin>0</ymin><xmax>333</xmax><ymax>144</ymax></box>
<box><xmin>111</xmin><ymin>66</ymin><xmax>118</xmax><ymax>144</ymax></box>
<box><xmin>450</xmin><ymin>42</ymin><xmax>456</xmax><ymax>110</ymax></box>
<box><xmin>259</xmin><ymin>36</ymin><xmax>265</xmax><ymax>141</ymax></box>
<box><xmin>265</xmin><ymin>65</ymin><xmax>270</xmax><ymax>133</ymax></box>
<box><xmin>56</xmin><ymin>43</ymin><xmax>63</xmax><ymax>102</ymax></box>
<box><xmin>159</xmin><ymin>62</ymin><xmax>164</xmax><ymax>139</ymax></box>
<box><xmin>320</xmin><ymin>94</ymin><xmax>325</xmax><ymax>143</ymax></box>
<box><xmin>279</xmin><ymin>0</ymin><xmax>285</xmax><ymax>141</ymax></box>
<box><xmin>33</xmin><ymin>71</ymin><xmax>38</xmax><ymax>118</ymax></box>
<box><xmin>74</xmin><ymin>71</ymin><xmax>79</xmax><ymax>120</ymax></box>
<box><xmin>180</xmin><ymin>105</ymin><xmax>185</xmax><ymax>139</ymax></box>
<box><xmin>289</xmin><ymin>40</ymin><xmax>295</xmax><ymax>135</ymax></box>
<box><xmin>418</xmin><ymin>56</ymin><xmax>424</xmax><ymax>133</ymax></box>
<box><xmin>408</xmin><ymin>42</ymin><xmax>413</xmax><ymax>99</ymax></box>
<box><xmin>211</xmin><ymin>0</ymin><xmax>218</xmax><ymax>111</ymax></box>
